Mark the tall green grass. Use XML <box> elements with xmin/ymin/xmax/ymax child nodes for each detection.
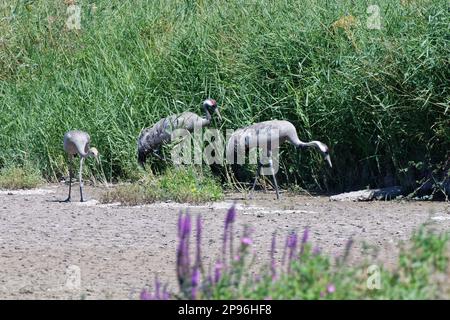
<box><xmin>0</xmin><ymin>0</ymin><xmax>448</xmax><ymax>191</ymax></box>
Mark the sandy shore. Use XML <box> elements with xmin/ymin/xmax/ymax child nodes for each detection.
<box><xmin>0</xmin><ymin>184</ymin><xmax>448</xmax><ymax>299</ymax></box>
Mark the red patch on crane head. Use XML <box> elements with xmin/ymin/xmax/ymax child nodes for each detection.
<box><xmin>205</xmin><ymin>98</ymin><xmax>217</xmax><ymax>107</ymax></box>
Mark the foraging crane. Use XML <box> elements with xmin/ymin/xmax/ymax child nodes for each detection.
<box><xmin>137</xmin><ymin>98</ymin><xmax>221</xmax><ymax>167</ymax></box>
<box><xmin>63</xmin><ymin>130</ymin><xmax>99</xmax><ymax>202</ymax></box>
<box><xmin>226</xmin><ymin>120</ymin><xmax>332</xmax><ymax>199</ymax></box>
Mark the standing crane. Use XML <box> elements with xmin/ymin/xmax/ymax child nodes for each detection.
<box><xmin>226</xmin><ymin>120</ymin><xmax>332</xmax><ymax>199</ymax></box>
<box><xmin>63</xmin><ymin>130</ymin><xmax>99</xmax><ymax>202</ymax></box>
<box><xmin>137</xmin><ymin>98</ymin><xmax>221</xmax><ymax>167</ymax></box>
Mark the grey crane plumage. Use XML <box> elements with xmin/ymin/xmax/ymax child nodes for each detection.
<box><xmin>63</xmin><ymin>130</ymin><xmax>99</xmax><ymax>202</ymax></box>
<box><xmin>226</xmin><ymin>120</ymin><xmax>332</xmax><ymax>199</ymax></box>
<box><xmin>137</xmin><ymin>99</ymin><xmax>221</xmax><ymax>166</ymax></box>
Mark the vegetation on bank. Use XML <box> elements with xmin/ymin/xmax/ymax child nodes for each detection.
<box><xmin>141</xmin><ymin>205</ymin><xmax>450</xmax><ymax>300</ymax></box>
<box><xmin>101</xmin><ymin>167</ymin><xmax>224</xmax><ymax>204</ymax></box>
<box><xmin>0</xmin><ymin>165</ymin><xmax>43</xmax><ymax>189</ymax></box>
<box><xmin>0</xmin><ymin>0</ymin><xmax>448</xmax><ymax>193</ymax></box>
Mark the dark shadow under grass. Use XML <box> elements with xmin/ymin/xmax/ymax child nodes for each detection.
<box><xmin>101</xmin><ymin>167</ymin><xmax>224</xmax><ymax>205</ymax></box>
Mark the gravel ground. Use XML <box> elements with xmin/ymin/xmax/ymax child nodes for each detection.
<box><xmin>0</xmin><ymin>184</ymin><xmax>449</xmax><ymax>299</ymax></box>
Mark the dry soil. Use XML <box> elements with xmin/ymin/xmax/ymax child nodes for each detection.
<box><xmin>0</xmin><ymin>184</ymin><xmax>449</xmax><ymax>299</ymax></box>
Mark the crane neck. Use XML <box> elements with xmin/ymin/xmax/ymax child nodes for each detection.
<box><xmin>79</xmin><ymin>148</ymin><xmax>95</xmax><ymax>158</ymax></box>
<box><xmin>78</xmin><ymin>150</ymin><xmax>88</xmax><ymax>158</ymax></box>
<box><xmin>296</xmin><ymin>140</ymin><xmax>320</xmax><ymax>150</ymax></box>
<box><xmin>203</xmin><ymin>105</ymin><xmax>212</xmax><ymax>123</ymax></box>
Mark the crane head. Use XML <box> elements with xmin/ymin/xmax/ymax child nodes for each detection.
<box><xmin>89</xmin><ymin>147</ymin><xmax>100</xmax><ymax>164</ymax></box>
<box><xmin>313</xmin><ymin>141</ymin><xmax>332</xmax><ymax>168</ymax></box>
<box><xmin>203</xmin><ymin>98</ymin><xmax>222</xmax><ymax>121</ymax></box>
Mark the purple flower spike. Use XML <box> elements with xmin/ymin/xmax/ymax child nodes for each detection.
<box><xmin>287</xmin><ymin>232</ymin><xmax>298</xmax><ymax>272</ymax></box>
<box><xmin>270</xmin><ymin>233</ymin><xmax>277</xmax><ymax>281</ymax></box>
<box><xmin>300</xmin><ymin>227</ymin><xmax>309</xmax><ymax>255</ymax></box>
<box><xmin>191</xmin><ymin>287</ymin><xmax>197</xmax><ymax>300</ymax></box>
<box><xmin>207</xmin><ymin>274</ymin><xmax>213</xmax><ymax>286</ymax></box>
<box><xmin>223</xmin><ymin>204</ymin><xmax>237</xmax><ymax>262</ymax></box>
<box><xmin>214</xmin><ymin>262</ymin><xmax>222</xmax><ymax>283</ymax></box>
<box><xmin>222</xmin><ymin>230</ymin><xmax>228</xmax><ymax>259</ymax></box>
<box><xmin>162</xmin><ymin>289</ymin><xmax>170</xmax><ymax>300</ymax></box>
<box><xmin>301</xmin><ymin>227</ymin><xmax>309</xmax><ymax>244</ymax></box>
<box><xmin>327</xmin><ymin>283</ymin><xmax>336</xmax><ymax>294</ymax></box>
<box><xmin>192</xmin><ymin>268</ymin><xmax>200</xmax><ymax>287</ymax></box>
<box><xmin>155</xmin><ymin>277</ymin><xmax>161</xmax><ymax>300</ymax></box>
<box><xmin>191</xmin><ymin>268</ymin><xmax>200</xmax><ymax>300</ymax></box>
<box><xmin>183</xmin><ymin>212</ymin><xmax>192</xmax><ymax>238</ymax></box>
<box><xmin>287</xmin><ymin>232</ymin><xmax>298</xmax><ymax>249</ymax></box>
<box><xmin>241</xmin><ymin>237</ymin><xmax>252</xmax><ymax>246</ymax></box>
<box><xmin>196</xmin><ymin>214</ymin><xmax>202</xmax><ymax>268</ymax></box>
<box><xmin>176</xmin><ymin>237</ymin><xmax>185</xmax><ymax>286</ymax></box>
<box><xmin>342</xmin><ymin>238</ymin><xmax>354</xmax><ymax>263</ymax></box>
<box><xmin>241</xmin><ymin>225</ymin><xmax>253</xmax><ymax>248</ymax></box>
<box><xmin>183</xmin><ymin>213</ymin><xmax>191</xmax><ymax>272</ymax></box>
<box><xmin>225</xmin><ymin>204</ymin><xmax>236</xmax><ymax>226</ymax></box>
<box><xmin>140</xmin><ymin>288</ymin><xmax>152</xmax><ymax>300</ymax></box>
<box><xmin>162</xmin><ymin>283</ymin><xmax>170</xmax><ymax>300</ymax></box>
<box><xmin>281</xmin><ymin>234</ymin><xmax>289</xmax><ymax>265</ymax></box>
<box><xmin>176</xmin><ymin>211</ymin><xmax>192</xmax><ymax>293</ymax></box>
<box><xmin>313</xmin><ymin>246</ymin><xmax>321</xmax><ymax>256</ymax></box>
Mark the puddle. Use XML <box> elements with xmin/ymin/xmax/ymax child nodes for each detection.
<box><xmin>93</xmin><ymin>200</ymin><xmax>318</xmax><ymax>215</ymax></box>
<box><xmin>431</xmin><ymin>216</ymin><xmax>450</xmax><ymax>221</ymax></box>
<box><xmin>242</xmin><ymin>209</ymin><xmax>319</xmax><ymax>215</ymax></box>
<box><xmin>0</xmin><ymin>189</ymin><xmax>56</xmax><ymax>196</ymax></box>
<box><xmin>74</xmin><ymin>200</ymin><xmax>99</xmax><ymax>206</ymax></box>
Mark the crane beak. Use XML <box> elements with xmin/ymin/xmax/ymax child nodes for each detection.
<box><xmin>214</xmin><ymin>108</ymin><xmax>222</xmax><ymax>121</ymax></box>
<box><xmin>324</xmin><ymin>154</ymin><xmax>332</xmax><ymax>168</ymax></box>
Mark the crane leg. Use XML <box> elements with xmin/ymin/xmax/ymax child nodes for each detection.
<box><xmin>249</xmin><ymin>162</ymin><xmax>262</xmax><ymax>200</ymax></box>
<box><xmin>268</xmin><ymin>153</ymin><xmax>280</xmax><ymax>200</ymax></box>
<box><xmin>64</xmin><ymin>159</ymin><xmax>72</xmax><ymax>202</ymax></box>
<box><xmin>79</xmin><ymin>157</ymin><xmax>85</xmax><ymax>202</ymax></box>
